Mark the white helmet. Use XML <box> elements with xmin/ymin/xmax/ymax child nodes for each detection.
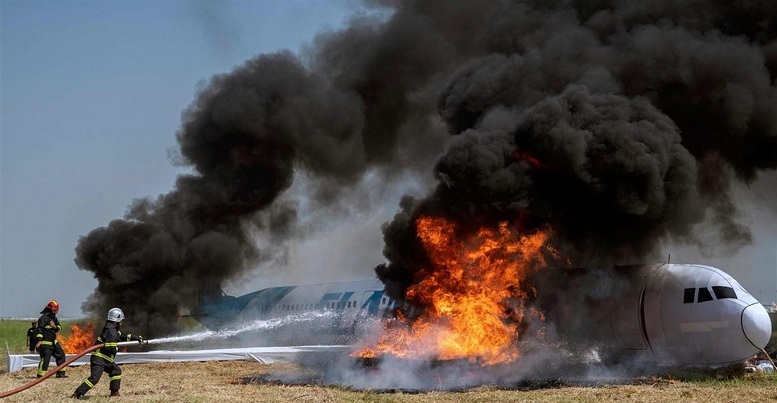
<box><xmin>107</xmin><ymin>308</ymin><xmax>125</xmax><ymax>322</ymax></box>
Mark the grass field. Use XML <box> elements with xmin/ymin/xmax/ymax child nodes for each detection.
<box><xmin>2</xmin><ymin>320</ymin><xmax>776</xmax><ymax>402</ymax></box>
<box><xmin>0</xmin><ymin>319</ymin><xmax>37</xmax><ymax>354</ymax></box>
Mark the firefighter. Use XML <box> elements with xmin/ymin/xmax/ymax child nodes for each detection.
<box><xmin>35</xmin><ymin>299</ymin><xmax>67</xmax><ymax>378</ymax></box>
<box><xmin>71</xmin><ymin>308</ymin><xmax>143</xmax><ymax>399</ymax></box>
<box><xmin>26</xmin><ymin>321</ymin><xmax>36</xmax><ymax>353</ymax></box>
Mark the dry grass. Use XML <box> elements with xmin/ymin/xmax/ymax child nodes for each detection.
<box><xmin>1</xmin><ymin>360</ymin><xmax>776</xmax><ymax>402</ymax></box>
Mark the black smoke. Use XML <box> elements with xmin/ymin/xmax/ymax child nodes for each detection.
<box><xmin>372</xmin><ymin>0</ymin><xmax>776</xmax><ymax>302</ymax></box>
<box><xmin>75</xmin><ymin>0</ymin><xmax>776</xmax><ymax>336</ymax></box>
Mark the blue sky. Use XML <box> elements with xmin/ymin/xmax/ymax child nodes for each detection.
<box><xmin>1</xmin><ymin>0</ymin><xmax>370</xmax><ymax>317</ymax></box>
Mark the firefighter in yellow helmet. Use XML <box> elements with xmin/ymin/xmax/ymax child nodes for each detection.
<box><xmin>34</xmin><ymin>300</ymin><xmax>67</xmax><ymax>378</ymax></box>
<box><xmin>71</xmin><ymin>308</ymin><xmax>142</xmax><ymax>399</ymax></box>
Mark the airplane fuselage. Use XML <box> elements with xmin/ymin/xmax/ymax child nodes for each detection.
<box><xmin>195</xmin><ymin>264</ymin><xmax>773</xmax><ymax>368</ymax></box>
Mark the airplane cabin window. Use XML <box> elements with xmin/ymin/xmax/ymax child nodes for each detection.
<box><xmin>698</xmin><ymin>287</ymin><xmax>713</xmax><ymax>302</ymax></box>
<box><xmin>712</xmin><ymin>286</ymin><xmax>737</xmax><ymax>299</ymax></box>
<box><xmin>683</xmin><ymin>288</ymin><xmax>695</xmax><ymax>304</ymax></box>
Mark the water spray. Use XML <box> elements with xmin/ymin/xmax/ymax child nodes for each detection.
<box><xmin>148</xmin><ymin>311</ymin><xmax>336</xmax><ymax>345</ymax></box>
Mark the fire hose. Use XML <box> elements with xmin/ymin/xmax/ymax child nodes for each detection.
<box><xmin>762</xmin><ymin>348</ymin><xmax>777</xmax><ymax>370</ymax></box>
<box><xmin>0</xmin><ymin>340</ymin><xmax>147</xmax><ymax>399</ymax></box>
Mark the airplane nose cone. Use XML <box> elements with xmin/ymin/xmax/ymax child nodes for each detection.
<box><xmin>742</xmin><ymin>303</ymin><xmax>772</xmax><ymax>349</ymax></box>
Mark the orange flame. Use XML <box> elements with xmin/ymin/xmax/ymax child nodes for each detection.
<box><xmin>354</xmin><ymin>216</ymin><xmax>553</xmax><ymax>365</ymax></box>
<box><xmin>61</xmin><ymin>322</ymin><xmax>95</xmax><ymax>354</ymax></box>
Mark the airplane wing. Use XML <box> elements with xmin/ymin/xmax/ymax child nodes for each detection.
<box><xmin>6</xmin><ymin>345</ymin><xmax>352</xmax><ymax>372</ymax></box>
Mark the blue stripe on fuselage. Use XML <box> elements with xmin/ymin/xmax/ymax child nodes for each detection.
<box><xmin>361</xmin><ymin>290</ymin><xmax>384</xmax><ymax>316</ymax></box>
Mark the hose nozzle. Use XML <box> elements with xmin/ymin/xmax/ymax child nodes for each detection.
<box><xmin>116</xmin><ymin>339</ymin><xmax>147</xmax><ymax>348</ymax></box>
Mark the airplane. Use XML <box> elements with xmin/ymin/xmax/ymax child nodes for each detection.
<box><xmin>524</xmin><ymin>264</ymin><xmax>774</xmax><ymax>367</ymax></box>
<box><xmin>193</xmin><ymin>264</ymin><xmax>774</xmax><ymax>369</ymax></box>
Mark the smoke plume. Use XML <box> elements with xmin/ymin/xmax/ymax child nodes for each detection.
<box><xmin>75</xmin><ymin>0</ymin><xmax>776</xmax><ymax>336</ymax></box>
<box><xmin>373</xmin><ymin>0</ymin><xmax>776</xmax><ymax>302</ymax></box>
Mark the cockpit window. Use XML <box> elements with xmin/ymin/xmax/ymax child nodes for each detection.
<box><xmin>698</xmin><ymin>287</ymin><xmax>713</xmax><ymax>302</ymax></box>
<box><xmin>712</xmin><ymin>286</ymin><xmax>737</xmax><ymax>300</ymax></box>
<box><xmin>683</xmin><ymin>286</ymin><xmax>736</xmax><ymax>303</ymax></box>
<box><xmin>683</xmin><ymin>288</ymin><xmax>695</xmax><ymax>304</ymax></box>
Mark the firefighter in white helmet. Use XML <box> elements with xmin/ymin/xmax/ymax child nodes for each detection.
<box><xmin>71</xmin><ymin>308</ymin><xmax>143</xmax><ymax>399</ymax></box>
